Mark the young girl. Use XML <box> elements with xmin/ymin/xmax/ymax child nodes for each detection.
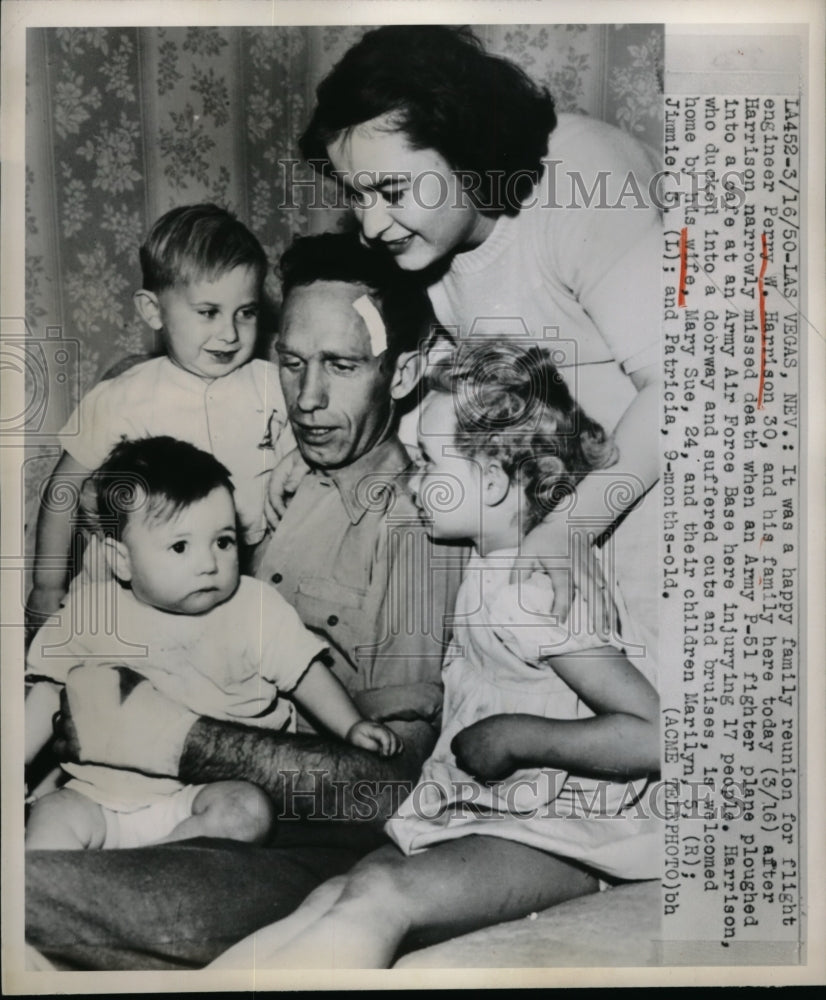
<box><xmin>211</xmin><ymin>342</ymin><xmax>660</xmax><ymax>970</ymax></box>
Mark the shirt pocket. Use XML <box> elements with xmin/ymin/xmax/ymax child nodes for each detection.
<box><xmin>293</xmin><ymin>576</ymin><xmax>371</xmax><ymax>679</ymax></box>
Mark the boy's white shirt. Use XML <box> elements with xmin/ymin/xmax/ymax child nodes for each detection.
<box><xmin>58</xmin><ymin>357</ymin><xmax>293</xmax><ymax>545</ymax></box>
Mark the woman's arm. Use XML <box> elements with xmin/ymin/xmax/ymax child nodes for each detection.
<box><xmin>568</xmin><ymin>362</ymin><xmax>660</xmax><ymax>529</ymax></box>
<box><xmin>451</xmin><ymin>646</ymin><xmax>659</xmax><ymax>782</ymax></box>
<box><xmin>519</xmin><ymin>362</ymin><xmax>661</xmax><ymax>621</ymax></box>
<box><xmin>525</xmin><ymin>140</ymin><xmax>664</xmax><ymax>618</ymax></box>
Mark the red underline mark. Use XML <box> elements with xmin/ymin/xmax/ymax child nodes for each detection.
<box><xmin>677</xmin><ymin>227</ymin><xmax>688</xmax><ymax>307</ymax></box>
<box><xmin>757</xmin><ymin>232</ymin><xmax>769</xmax><ymax>409</ymax></box>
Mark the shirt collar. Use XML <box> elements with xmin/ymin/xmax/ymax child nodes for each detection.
<box><xmin>311</xmin><ymin>436</ymin><xmax>412</xmax><ymax>525</ymax></box>
<box><xmin>159</xmin><ymin>356</ymin><xmax>245</xmax><ymax>390</ymax></box>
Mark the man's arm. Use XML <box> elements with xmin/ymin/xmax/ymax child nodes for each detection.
<box><xmin>55</xmin><ymin>664</ymin><xmax>435</xmax><ymax>824</ymax></box>
<box><xmin>180</xmin><ymin>715</ymin><xmax>434</xmax><ymax>822</ymax></box>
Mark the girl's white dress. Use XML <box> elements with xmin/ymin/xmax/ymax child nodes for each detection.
<box><xmin>385</xmin><ymin>549</ymin><xmax>661</xmax><ymax>881</ymax></box>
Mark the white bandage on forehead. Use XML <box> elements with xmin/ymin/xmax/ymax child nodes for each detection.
<box><xmin>352</xmin><ymin>293</ymin><xmax>387</xmax><ymax>357</ymax></box>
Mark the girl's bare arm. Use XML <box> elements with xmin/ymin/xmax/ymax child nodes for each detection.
<box><xmin>451</xmin><ymin>647</ymin><xmax>659</xmax><ymax>782</ymax></box>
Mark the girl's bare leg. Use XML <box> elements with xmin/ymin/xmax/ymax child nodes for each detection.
<box><xmin>249</xmin><ymin>836</ymin><xmax>599</xmax><ymax>969</ymax></box>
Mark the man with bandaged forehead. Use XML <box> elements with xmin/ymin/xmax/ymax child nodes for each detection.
<box><xmin>27</xmin><ymin>233</ymin><xmax>464</xmax><ymax>970</ymax></box>
<box><xmin>256</xmin><ymin>234</ymin><xmax>460</xmax><ymax>722</ymax></box>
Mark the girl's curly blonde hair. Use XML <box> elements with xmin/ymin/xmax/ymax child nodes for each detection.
<box><xmin>426</xmin><ymin>342</ymin><xmax>618</xmax><ymax>529</ymax></box>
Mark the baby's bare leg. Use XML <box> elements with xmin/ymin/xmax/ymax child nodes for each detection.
<box><xmin>252</xmin><ymin>836</ymin><xmax>599</xmax><ymax>969</ymax></box>
<box><xmin>157</xmin><ymin>781</ymin><xmax>273</xmax><ymax>845</ymax></box>
<box><xmin>26</xmin><ymin>788</ymin><xmax>106</xmax><ymax>850</ymax></box>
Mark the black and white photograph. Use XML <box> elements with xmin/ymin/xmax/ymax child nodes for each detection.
<box><xmin>1</xmin><ymin>0</ymin><xmax>823</xmax><ymax>992</ymax></box>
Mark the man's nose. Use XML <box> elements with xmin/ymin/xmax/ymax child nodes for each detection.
<box><xmin>296</xmin><ymin>363</ymin><xmax>328</xmax><ymax>411</ymax></box>
<box><xmin>356</xmin><ymin>197</ymin><xmax>393</xmax><ymax>241</ymax></box>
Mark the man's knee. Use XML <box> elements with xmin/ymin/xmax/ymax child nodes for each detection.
<box><xmin>193</xmin><ymin>781</ymin><xmax>274</xmax><ymax>843</ymax></box>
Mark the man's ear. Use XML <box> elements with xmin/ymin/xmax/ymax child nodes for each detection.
<box><xmin>133</xmin><ymin>290</ymin><xmax>163</xmax><ymax>331</ymax></box>
<box><xmin>390</xmin><ymin>349</ymin><xmax>425</xmax><ymax>401</ymax></box>
<box><xmin>482</xmin><ymin>459</ymin><xmax>511</xmax><ymax>507</ymax></box>
<box><xmin>103</xmin><ymin>536</ymin><xmax>133</xmax><ymax>583</ymax></box>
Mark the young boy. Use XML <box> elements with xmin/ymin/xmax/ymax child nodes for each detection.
<box><xmin>25</xmin><ymin>436</ymin><xmax>401</xmax><ymax>850</ymax></box>
<box><xmin>27</xmin><ymin>204</ymin><xmax>292</xmax><ymax>633</ymax></box>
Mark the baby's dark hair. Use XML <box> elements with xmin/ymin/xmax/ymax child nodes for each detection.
<box><xmin>428</xmin><ymin>343</ymin><xmax>617</xmax><ymax>529</ymax></box>
<box><xmin>279</xmin><ymin>231</ymin><xmax>437</xmax><ymax>364</ymax></box>
<box><xmin>89</xmin><ymin>436</ymin><xmax>235</xmax><ymax>539</ymax></box>
<box><xmin>139</xmin><ymin>203</ymin><xmax>268</xmax><ymax>293</ymax></box>
<box><xmin>300</xmin><ymin>25</ymin><xmax>556</xmax><ymax>217</ymax></box>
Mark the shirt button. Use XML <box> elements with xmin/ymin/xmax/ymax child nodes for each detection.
<box><xmin>271</xmin><ymin>573</ymin><xmax>282</xmax><ymax>584</ymax></box>
<box><xmin>327</xmin><ymin>614</ymin><xmax>338</xmax><ymax>627</ymax></box>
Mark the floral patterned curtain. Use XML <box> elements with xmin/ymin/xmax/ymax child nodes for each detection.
<box><xmin>24</xmin><ymin>23</ymin><xmax>663</xmax><ymax>555</ymax></box>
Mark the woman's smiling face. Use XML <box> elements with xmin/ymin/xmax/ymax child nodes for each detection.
<box><xmin>326</xmin><ymin>115</ymin><xmax>495</xmax><ymax>272</ymax></box>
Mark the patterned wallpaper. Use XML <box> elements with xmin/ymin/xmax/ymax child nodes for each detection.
<box><xmin>24</xmin><ymin>23</ymin><xmax>663</xmax><ymax>549</ymax></box>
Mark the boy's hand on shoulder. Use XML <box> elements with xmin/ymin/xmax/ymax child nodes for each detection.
<box><xmin>265</xmin><ymin>449</ymin><xmax>310</xmax><ymax>524</ymax></box>
<box><xmin>346</xmin><ymin>720</ymin><xmax>404</xmax><ymax>758</ymax></box>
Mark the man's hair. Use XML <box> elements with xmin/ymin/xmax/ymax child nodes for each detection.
<box><xmin>279</xmin><ymin>231</ymin><xmax>437</xmax><ymax>363</ymax></box>
<box><xmin>139</xmin><ymin>203</ymin><xmax>268</xmax><ymax>293</ymax></box>
<box><xmin>427</xmin><ymin>342</ymin><xmax>617</xmax><ymax>529</ymax></box>
<box><xmin>89</xmin><ymin>436</ymin><xmax>235</xmax><ymax>539</ymax></box>
<box><xmin>300</xmin><ymin>25</ymin><xmax>557</xmax><ymax>217</ymax></box>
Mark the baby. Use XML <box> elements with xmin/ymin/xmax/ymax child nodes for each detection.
<box><xmin>27</xmin><ymin>203</ymin><xmax>292</xmax><ymax>634</ymax></box>
<box><xmin>25</xmin><ymin>436</ymin><xmax>400</xmax><ymax>850</ymax></box>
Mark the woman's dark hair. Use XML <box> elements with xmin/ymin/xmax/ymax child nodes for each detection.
<box><xmin>279</xmin><ymin>231</ymin><xmax>438</xmax><ymax>363</ymax></box>
<box><xmin>428</xmin><ymin>342</ymin><xmax>617</xmax><ymax>529</ymax></box>
<box><xmin>300</xmin><ymin>25</ymin><xmax>557</xmax><ymax>217</ymax></box>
